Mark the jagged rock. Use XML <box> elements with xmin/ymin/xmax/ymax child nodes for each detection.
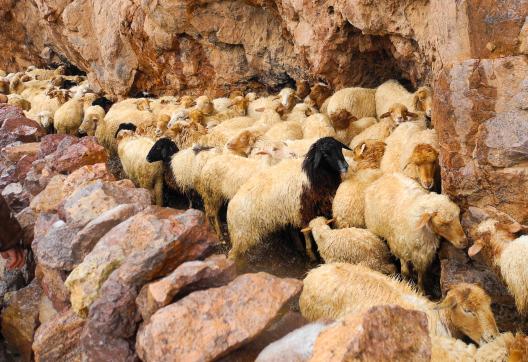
<box><xmin>136</xmin><ymin>272</ymin><xmax>302</xmax><ymax>362</ymax></box>
<box><xmin>2</xmin><ymin>182</ymin><xmax>31</xmax><ymax>212</ymax></box>
<box><xmin>81</xmin><ymin>208</ymin><xmax>219</xmax><ymax>361</ymax></box>
<box><xmin>33</xmin><ymin>220</ymin><xmax>81</xmax><ymax>271</ymax></box>
<box><xmin>38</xmin><ymin>295</ymin><xmax>58</xmax><ymax>325</ymax></box>
<box><xmin>434</xmin><ymin>56</ymin><xmax>528</xmax><ymax>223</ymax></box>
<box><xmin>15</xmin><ymin>207</ymin><xmax>36</xmax><ymax>247</ymax></box>
<box><xmin>66</xmin><ymin>207</ymin><xmax>215</xmax><ymax>318</ymax></box>
<box><xmin>15</xmin><ymin>154</ymin><xmax>38</xmax><ymax>182</ymax></box>
<box><xmin>38</xmin><ymin>134</ymin><xmax>77</xmax><ymax>159</ymax></box>
<box><xmin>71</xmin><ymin>203</ymin><xmax>146</xmax><ymax>265</ymax></box>
<box><xmin>32</xmin><ymin>309</ymin><xmax>85</xmax><ymax>362</ymax></box>
<box><xmin>60</xmin><ymin>163</ymin><xmax>115</xmax><ymax>196</ymax></box>
<box><xmin>0</xmin><ymin>117</ymin><xmax>46</xmax><ymax>145</ymax></box>
<box><xmin>24</xmin><ymin>159</ymin><xmax>52</xmax><ymax>196</ymax></box>
<box><xmin>58</xmin><ymin>179</ymin><xmax>151</xmax><ymax>228</ymax></box>
<box><xmin>35</xmin><ymin>264</ymin><xmax>70</xmax><ymax>312</ymax></box>
<box><xmin>29</xmin><ymin>174</ymin><xmax>67</xmax><ymax>214</ymax></box>
<box><xmin>256</xmin><ymin>321</ymin><xmax>331</xmax><ymax>362</ymax></box>
<box><xmin>0</xmin><ymin>257</ymin><xmax>26</xmax><ymax>306</ymax></box>
<box><xmin>0</xmin><ymin>104</ymin><xmax>25</xmax><ymax>126</ymax></box>
<box><xmin>0</xmin><ymin>164</ymin><xmax>17</xmax><ymax>190</ymax></box>
<box><xmin>136</xmin><ymin>254</ymin><xmax>237</xmax><ymax>321</ymax></box>
<box><xmin>1</xmin><ymin>280</ymin><xmax>42</xmax><ymax>362</ymax></box>
<box><xmin>48</xmin><ymin>136</ymin><xmax>108</xmax><ymax>174</ymax></box>
<box><xmin>310</xmin><ymin>305</ymin><xmax>431</xmax><ymax>362</ymax></box>
<box><xmin>33</xmin><ymin>213</ymin><xmax>60</xmax><ymax>241</ymax></box>
<box><xmin>1</xmin><ymin>142</ymin><xmax>40</xmax><ymax>162</ymax></box>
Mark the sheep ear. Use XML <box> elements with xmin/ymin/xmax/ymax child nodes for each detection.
<box><xmin>340</xmin><ymin>142</ymin><xmax>352</xmax><ymax>151</ymax></box>
<box><xmin>416</xmin><ymin>213</ymin><xmax>433</xmax><ymax>229</ymax></box>
<box><xmin>407</xmin><ymin>112</ymin><xmax>419</xmax><ymax>119</ymax></box>
<box><xmin>497</xmin><ymin>222</ymin><xmax>523</xmax><ymax>234</ymax></box>
<box><xmin>468</xmin><ymin>241</ymin><xmax>483</xmax><ymax>257</ymax></box>
<box><xmin>380</xmin><ymin>112</ymin><xmax>391</xmax><ymax>119</ymax></box>
<box><xmin>300</xmin><ymin>227</ymin><xmax>312</xmax><ymax>233</ymax></box>
<box><xmin>313</xmin><ymin>150</ymin><xmax>322</xmax><ymax>169</ymax></box>
<box><xmin>434</xmin><ymin>295</ymin><xmax>457</xmax><ymax>311</ymax></box>
<box><xmin>359</xmin><ymin>143</ymin><xmax>367</xmax><ymax>155</ymax></box>
<box><xmin>325</xmin><ymin>218</ymin><xmax>335</xmax><ymax>225</ymax></box>
<box><xmin>255</xmin><ymin>107</ymin><xmax>265</xmax><ymax>112</ymax></box>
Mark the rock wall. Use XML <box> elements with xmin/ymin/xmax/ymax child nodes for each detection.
<box><xmin>0</xmin><ymin>1</ymin><xmax>527</xmax><ymax>219</ymax></box>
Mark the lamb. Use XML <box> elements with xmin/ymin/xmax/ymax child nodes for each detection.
<box><xmin>115</xmin><ymin>123</ymin><xmax>164</xmax><ymax>205</ymax></box>
<box><xmin>364</xmin><ymin>173</ymin><xmax>467</xmax><ymax>290</ymax></box>
<box><xmin>468</xmin><ymin>217</ymin><xmax>528</xmax><ymax>315</ymax></box>
<box><xmin>326</xmin><ymin>87</ymin><xmax>377</xmax><ymax>121</ymax></box>
<box><xmin>227</xmin><ymin>137</ymin><xmax>351</xmax><ymax>260</ymax></box>
<box><xmin>53</xmin><ymin>93</ymin><xmax>98</xmax><ymax>135</ymax></box>
<box><xmin>350</xmin><ymin>103</ymin><xmax>418</xmax><ymax>148</ymax></box>
<box><xmin>79</xmin><ymin>105</ymin><xmax>106</xmax><ymax>136</ymax></box>
<box><xmin>300</xmin><ymin>216</ymin><xmax>395</xmax><ymax>274</ymax></box>
<box><xmin>375</xmin><ymin>79</ymin><xmax>433</xmax><ymax>118</ymax></box>
<box><xmin>300</xmin><ymin>263</ymin><xmax>499</xmax><ymax>344</ymax></box>
<box><xmin>197</xmin><ymin>147</ymin><xmax>293</xmax><ymax>240</ymax></box>
<box><xmin>307</xmin><ymin>83</ymin><xmax>333</xmax><ymax>110</ymax></box>
<box><xmin>302</xmin><ymin>113</ymin><xmax>336</xmax><ymax>139</ymax></box>
<box><xmin>380</xmin><ymin>122</ymin><xmax>439</xmax><ymax>189</ymax></box>
<box><xmin>332</xmin><ymin>140</ymin><xmax>385</xmax><ymax>229</ymax></box>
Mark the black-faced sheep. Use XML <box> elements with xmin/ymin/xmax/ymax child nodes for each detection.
<box><xmin>227</xmin><ymin>137</ymin><xmax>350</xmax><ymax>260</ymax></box>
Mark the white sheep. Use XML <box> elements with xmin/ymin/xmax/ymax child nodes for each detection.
<box><xmin>227</xmin><ymin>137</ymin><xmax>351</xmax><ymax>261</ymax></box>
<box><xmin>380</xmin><ymin>122</ymin><xmax>439</xmax><ymax>189</ymax></box>
<box><xmin>262</xmin><ymin>120</ymin><xmax>303</xmax><ymax>142</ymax></box>
<box><xmin>300</xmin><ymin>263</ymin><xmax>499</xmax><ymax>344</ymax></box>
<box><xmin>432</xmin><ymin>333</ymin><xmax>517</xmax><ymax>362</ymax></box>
<box><xmin>375</xmin><ymin>79</ymin><xmax>433</xmax><ymax>118</ymax></box>
<box><xmin>301</xmin><ymin>216</ymin><xmax>395</xmax><ymax>273</ymax></box>
<box><xmin>79</xmin><ymin>105</ymin><xmax>106</xmax><ymax>136</ymax></box>
<box><xmin>247</xmin><ymin>95</ymin><xmax>281</xmax><ymax>118</ymax></box>
<box><xmin>332</xmin><ymin>140</ymin><xmax>386</xmax><ymax>229</ymax></box>
<box><xmin>54</xmin><ymin>93</ymin><xmax>98</xmax><ymax>135</ymax></box>
<box><xmin>326</xmin><ymin>87</ymin><xmax>377</xmax><ymax>120</ymax></box>
<box><xmin>350</xmin><ymin>103</ymin><xmax>418</xmax><ymax>148</ymax></box>
<box><xmin>469</xmin><ymin>218</ymin><xmax>528</xmax><ymax>316</ymax></box>
<box><xmin>302</xmin><ymin>113</ymin><xmax>336</xmax><ymax>139</ymax></box>
<box><xmin>116</xmin><ymin>125</ymin><xmax>164</xmax><ymax>205</ymax></box>
<box><xmin>36</xmin><ymin>111</ymin><xmax>54</xmax><ymax>133</ymax></box>
<box><xmin>364</xmin><ymin>173</ymin><xmax>467</xmax><ymax>290</ymax></box>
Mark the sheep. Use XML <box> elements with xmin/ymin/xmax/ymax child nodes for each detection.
<box><xmin>79</xmin><ymin>105</ymin><xmax>106</xmax><ymax>136</ymax></box>
<box><xmin>25</xmin><ymin>65</ymin><xmax>66</xmax><ymax>80</ymax></box>
<box><xmin>285</xmin><ymin>103</ymin><xmax>316</xmax><ymax>123</ymax></box>
<box><xmin>247</xmin><ymin>95</ymin><xmax>281</xmax><ymax>118</ymax></box>
<box><xmin>307</xmin><ymin>83</ymin><xmax>333</xmax><ymax>109</ymax></box>
<box><xmin>300</xmin><ymin>263</ymin><xmax>499</xmax><ymax>344</ymax></box>
<box><xmin>53</xmin><ymin>93</ymin><xmax>98</xmax><ymax>135</ymax></box>
<box><xmin>326</xmin><ymin>87</ymin><xmax>376</xmax><ymax>120</ymax></box>
<box><xmin>375</xmin><ymin>79</ymin><xmax>433</xmax><ymax>118</ymax></box>
<box><xmin>302</xmin><ymin>113</ymin><xmax>336</xmax><ymax>139</ymax></box>
<box><xmin>262</xmin><ymin>120</ymin><xmax>303</xmax><ymax>142</ymax></box>
<box><xmin>7</xmin><ymin>94</ymin><xmax>31</xmax><ymax>111</ymax></box>
<box><xmin>332</xmin><ymin>140</ymin><xmax>385</xmax><ymax>229</ymax></box>
<box><xmin>364</xmin><ymin>173</ymin><xmax>467</xmax><ymax>290</ymax></box>
<box><xmin>227</xmin><ymin>137</ymin><xmax>351</xmax><ymax>261</ymax></box>
<box><xmin>196</xmin><ymin>147</ymin><xmax>293</xmax><ymax>240</ymax></box>
<box><xmin>0</xmin><ymin>78</ymin><xmax>9</xmax><ymax>94</ymax></box>
<box><xmin>349</xmin><ymin>103</ymin><xmax>418</xmax><ymax>148</ymax></box>
<box><xmin>468</xmin><ymin>218</ymin><xmax>528</xmax><ymax>315</ymax></box>
<box><xmin>115</xmin><ymin>123</ymin><xmax>163</xmax><ymax>205</ymax></box>
<box><xmin>380</xmin><ymin>122</ymin><xmax>439</xmax><ymax>190</ymax></box>
<box><xmin>282</xmin><ymin>138</ymin><xmax>320</xmax><ymax>158</ymax></box>
<box><xmin>225</xmin><ymin>130</ymin><xmax>260</xmax><ymax>157</ymax></box>
<box><xmin>295</xmin><ymin>79</ymin><xmax>311</xmax><ymax>100</ymax></box>
<box><xmin>36</xmin><ymin>111</ymin><xmax>54</xmax><ymax>133</ymax></box>
<box><xmin>165</xmin><ymin>119</ymin><xmax>207</xmax><ymax>149</ymax></box>
<box><xmin>194</xmin><ymin>95</ymin><xmax>214</xmax><ymax>115</ymax></box>
<box><xmin>300</xmin><ymin>216</ymin><xmax>395</xmax><ymax>273</ymax></box>
<box><xmin>146</xmin><ymin>138</ymin><xmax>222</xmax><ymax>206</ymax></box>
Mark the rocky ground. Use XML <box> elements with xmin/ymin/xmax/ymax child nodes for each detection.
<box><xmin>0</xmin><ymin>98</ymin><xmax>526</xmax><ymax>361</ymax></box>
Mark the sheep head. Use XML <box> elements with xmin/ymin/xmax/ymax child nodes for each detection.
<box><xmin>467</xmin><ymin>217</ymin><xmax>526</xmax><ymax>259</ymax></box>
<box><xmin>168</xmin><ymin>109</ymin><xmax>190</xmax><ymax>128</ymax></box>
<box><xmin>295</xmin><ymin>80</ymin><xmax>311</xmax><ymax>100</ymax></box>
<box><xmin>414</xmin><ymin>86</ymin><xmax>433</xmax><ymax>118</ymax></box>
<box><xmin>226</xmin><ymin>130</ymin><xmax>259</xmax><ymax>156</ymax></box>
<box><xmin>189</xmin><ymin>109</ymin><xmax>206</xmax><ymax>126</ymax></box>
<box><xmin>417</xmin><ymin>196</ymin><xmax>467</xmax><ymax>248</ymax></box>
<box><xmin>303</xmin><ymin>137</ymin><xmax>351</xmax><ymax>183</ymax></box>
<box><xmin>352</xmin><ymin>140</ymin><xmax>386</xmax><ymax>169</ymax></box>
<box><xmin>114</xmin><ymin>122</ymin><xmax>137</xmax><ymax>139</ymax></box>
<box><xmin>380</xmin><ymin>103</ymin><xmax>418</xmax><ymax>124</ymax></box>
<box><xmin>155</xmin><ymin>114</ymin><xmax>171</xmax><ymax>138</ymax></box>
<box><xmin>253</xmin><ymin>141</ymin><xmax>297</xmax><ymax>162</ymax></box>
<box><xmin>301</xmin><ymin>216</ymin><xmax>334</xmax><ymax>234</ymax></box>
<box><xmin>37</xmin><ymin>111</ymin><xmax>53</xmax><ymax>130</ymax></box>
<box><xmin>407</xmin><ymin>144</ymin><xmax>438</xmax><ymax>190</ymax></box>
<box><xmin>146</xmin><ymin>138</ymin><xmax>179</xmax><ymax>163</ymax></box>
<box><xmin>229</xmin><ymin>90</ymin><xmax>244</xmax><ymax>100</ymax></box>
<box><xmin>309</xmin><ymin>82</ymin><xmax>332</xmax><ymax>109</ymax></box>
<box><xmin>195</xmin><ymin>95</ymin><xmax>214</xmax><ymax>115</ymax></box>
<box><xmin>435</xmin><ymin>283</ymin><xmax>499</xmax><ymax>345</ymax></box>
<box><xmin>330</xmin><ymin>109</ymin><xmax>357</xmax><ymax>130</ymax></box>
<box><xmin>230</xmin><ymin>96</ymin><xmax>249</xmax><ymax>115</ymax></box>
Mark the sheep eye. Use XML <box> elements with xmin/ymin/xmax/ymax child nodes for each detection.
<box><xmin>462</xmin><ymin>307</ymin><xmax>474</xmax><ymax>315</ymax></box>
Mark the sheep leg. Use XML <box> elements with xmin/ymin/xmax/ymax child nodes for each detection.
<box><xmin>400</xmin><ymin>260</ymin><xmax>410</xmax><ymax>278</ymax></box>
<box><xmin>302</xmin><ymin>230</ymin><xmax>317</xmax><ymax>261</ymax></box>
<box><xmin>290</xmin><ymin>229</ymin><xmax>305</xmax><ymax>255</ymax></box>
<box><xmin>417</xmin><ymin>272</ymin><xmax>426</xmax><ymax>292</ymax></box>
<box><xmin>154</xmin><ymin>177</ymin><xmax>164</xmax><ymax>206</ymax></box>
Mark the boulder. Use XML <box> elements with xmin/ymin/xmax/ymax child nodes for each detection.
<box><xmin>33</xmin><ymin>213</ymin><xmax>60</xmax><ymax>241</ymax></box>
<box><xmin>23</xmin><ymin>159</ymin><xmax>53</xmax><ymax>196</ymax></box>
<box><xmin>0</xmin><ymin>117</ymin><xmax>46</xmax><ymax>145</ymax></box>
<box><xmin>38</xmin><ymin>134</ymin><xmax>78</xmax><ymax>159</ymax></box>
<box><xmin>2</xmin><ymin>182</ymin><xmax>31</xmax><ymax>212</ymax></box>
<box><xmin>1</xmin><ymin>142</ymin><xmax>40</xmax><ymax>163</ymax></box>
<box><xmin>136</xmin><ymin>272</ymin><xmax>303</xmax><ymax>362</ymax></box>
<box><xmin>136</xmin><ymin>254</ymin><xmax>237</xmax><ymax>320</ymax></box>
<box><xmin>35</xmin><ymin>264</ymin><xmax>70</xmax><ymax>312</ymax></box>
<box><xmin>58</xmin><ymin>179</ymin><xmax>151</xmax><ymax>228</ymax></box>
<box><xmin>71</xmin><ymin>203</ymin><xmax>146</xmax><ymax>265</ymax></box>
<box><xmin>32</xmin><ymin>309</ymin><xmax>85</xmax><ymax>362</ymax></box>
<box><xmin>0</xmin><ymin>164</ymin><xmax>17</xmax><ymax>190</ymax></box>
<box><xmin>66</xmin><ymin>207</ymin><xmax>216</xmax><ymax>317</ymax></box>
<box><xmin>310</xmin><ymin>305</ymin><xmax>432</xmax><ymax>362</ymax></box>
<box><xmin>1</xmin><ymin>280</ymin><xmax>42</xmax><ymax>362</ymax></box>
<box><xmin>0</xmin><ymin>257</ymin><xmax>26</xmax><ymax>306</ymax></box>
<box><xmin>15</xmin><ymin>207</ymin><xmax>37</xmax><ymax>247</ymax></box>
<box><xmin>29</xmin><ymin>174</ymin><xmax>67</xmax><ymax>214</ymax></box>
<box><xmin>80</xmin><ymin>208</ymin><xmax>219</xmax><ymax>361</ymax></box>
<box><xmin>15</xmin><ymin>154</ymin><xmax>38</xmax><ymax>182</ymax></box>
<box><xmin>33</xmin><ymin>220</ymin><xmax>81</xmax><ymax>271</ymax></box>
<box><xmin>0</xmin><ymin>104</ymin><xmax>25</xmax><ymax>126</ymax></box>
<box><xmin>48</xmin><ymin>136</ymin><xmax>108</xmax><ymax>174</ymax></box>
<box><xmin>38</xmin><ymin>295</ymin><xmax>58</xmax><ymax>325</ymax></box>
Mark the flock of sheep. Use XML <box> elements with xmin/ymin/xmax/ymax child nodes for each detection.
<box><xmin>1</xmin><ymin>66</ymin><xmax>527</xmax><ymax>359</ymax></box>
